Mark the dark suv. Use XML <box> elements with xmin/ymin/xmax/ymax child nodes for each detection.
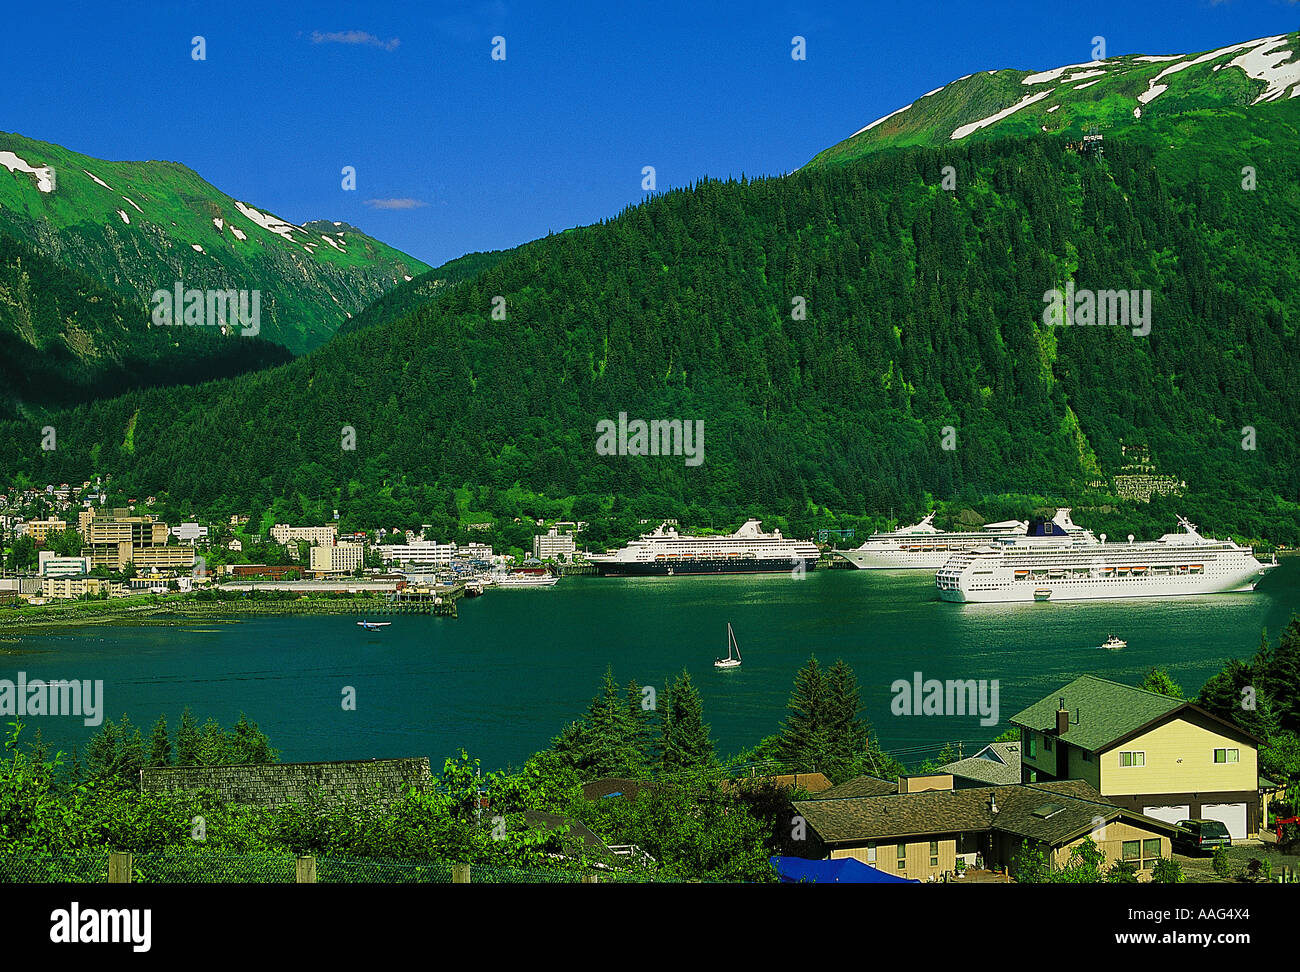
<box><xmin>1173</xmin><ymin>819</ymin><xmax>1232</xmax><ymax>855</ymax></box>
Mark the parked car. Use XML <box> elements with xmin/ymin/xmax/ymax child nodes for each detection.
<box><xmin>1173</xmin><ymin>819</ymin><xmax>1232</xmax><ymax>855</ymax></box>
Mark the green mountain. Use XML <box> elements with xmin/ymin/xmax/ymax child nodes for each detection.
<box><xmin>0</xmin><ymin>132</ymin><xmax>429</xmax><ymax>353</ymax></box>
<box><xmin>4</xmin><ymin>35</ymin><xmax>1299</xmax><ymax>545</ymax></box>
<box><xmin>0</xmin><ymin>229</ymin><xmax>293</xmax><ymax>418</ymax></box>
<box><xmin>808</xmin><ymin>32</ymin><xmax>1300</xmax><ymax>166</ymax></box>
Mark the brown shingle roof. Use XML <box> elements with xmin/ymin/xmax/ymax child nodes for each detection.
<box><xmin>722</xmin><ymin>772</ymin><xmax>835</xmax><ymax>795</ymax></box>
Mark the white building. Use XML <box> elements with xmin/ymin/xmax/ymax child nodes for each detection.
<box><xmin>379</xmin><ymin>540</ymin><xmax>459</xmax><ymax>569</ymax></box>
<box><xmin>270</xmin><ymin>523</ymin><xmax>338</xmax><ymax>546</ymax></box>
<box><xmin>533</xmin><ymin>528</ymin><xmax>576</xmax><ymax>562</ymax></box>
<box><xmin>309</xmin><ymin>541</ymin><xmax>366</xmax><ymax>574</ymax></box>
<box><xmin>37</xmin><ymin>551</ymin><xmax>92</xmax><ymax>577</ymax></box>
<box><xmin>170</xmin><ymin>522</ymin><xmax>210</xmax><ymax>543</ymax></box>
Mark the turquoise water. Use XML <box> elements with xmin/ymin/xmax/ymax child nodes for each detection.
<box><xmin>2</xmin><ymin>561</ymin><xmax>1297</xmax><ymax>770</ymax></box>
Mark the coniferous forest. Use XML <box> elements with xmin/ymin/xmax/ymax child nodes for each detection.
<box><xmin>3</xmin><ymin>106</ymin><xmax>1299</xmax><ymax>545</ymax></box>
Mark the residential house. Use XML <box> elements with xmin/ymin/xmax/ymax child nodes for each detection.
<box><xmin>1011</xmin><ymin>675</ymin><xmax>1262</xmax><ymax>839</ymax></box>
<box><xmin>793</xmin><ymin>776</ymin><xmax>1179</xmax><ymax>882</ymax></box>
<box><xmin>940</xmin><ymin>741</ymin><xmax>1023</xmax><ymax>788</ymax></box>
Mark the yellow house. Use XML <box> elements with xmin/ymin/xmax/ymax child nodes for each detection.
<box><xmin>1012</xmin><ymin>675</ymin><xmax>1261</xmax><ymax>839</ymax></box>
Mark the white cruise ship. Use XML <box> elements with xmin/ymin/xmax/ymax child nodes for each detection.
<box><xmin>936</xmin><ymin>516</ymin><xmax>1275</xmax><ymax>602</ymax></box>
<box><xmin>837</xmin><ymin>509</ymin><xmax>1096</xmax><ymax>569</ymax></box>
<box><xmin>589</xmin><ymin>519</ymin><xmax>819</xmax><ymax>576</ymax></box>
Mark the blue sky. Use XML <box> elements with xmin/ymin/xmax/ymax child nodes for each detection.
<box><xmin>4</xmin><ymin>0</ymin><xmax>1297</xmax><ymax>266</ymax></box>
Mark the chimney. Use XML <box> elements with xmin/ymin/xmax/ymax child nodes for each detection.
<box><xmin>989</xmin><ymin>792</ymin><xmax>998</xmax><ymax>814</ymax></box>
<box><xmin>1056</xmin><ymin>698</ymin><xmax>1069</xmax><ymax>736</ymax></box>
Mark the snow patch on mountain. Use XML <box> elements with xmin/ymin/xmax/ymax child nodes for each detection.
<box><xmin>1138</xmin><ymin>84</ymin><xmax>1168</xmax><ymax>104</ymax></box>
<box><xmin>852</xmin><ymin>102</ymin><xmax>914</xmax><ymax>137</ymax></box>
<box><xmin>0</xmin><ymin>151</ymin><xmax>55</xmax><ymax>192</ymax></box>
<box><xmin>1047</xmin><ymin>104</ymin><xmax>1061</xmax><ymax>112</ymax></box>
<box><xmin>1022</xmin><ymin>61</ymin><xmax>1100</xmax><ymax>85</ymax></box>
<box><xmin>234</xmin><ymin>201</ymin><xmax>303</xmax><ymax>242</ymax></box>
<box><xmin>191</xmin><ymin>244</ymin><xmax>203</xmax><ymax>252</ymax></box>
<box><xmin>231</xmin><ymin>226</ymin><xmax>247</xmax><ymax>241</ymax></box>
<box><xmin>1136</xmin><ymin>54</ymin><xmax>1182</xmax><ymax>62</ymax></box>
<box><xmin>320</xmin><ymin>235</ymin><xmax>345</xmax><ymax>251</ymax></box>
<box><xmin>123</xmin><ymin>197</ymin><xmax>143</xmax><ymax>213</ymax></box>
<box><xmin>1228</xmin><ymin>36</ymin><xmax>1300</xmax><ymax>103</ymax></box>
<box><xmin>1063</xmin><ymin>68</ymin><xmax>1106</xmax><ymax>83</ymax></box>
<box><xmin>213</xmin><ymin>217</ymin><xmax>224</xmax><ymax>231</ymax></box>
<box><xmin>1074</xmin><ymin>79</ymin><xmax>1102</xmax><ymax>89</ymax></box>
<box><xmin>116</xmin><ymin>210</ymin><xmax>129</xmax><ymax>224</ymax></box>
<box><xmin>952</xmin><ymin>89</ymin><xmax>1054</xmax><ymax>139</ymax></box>
<box><xmin>84</xmin><ymin>169</ymin><xmax>113</xmax><ymax>190</ymax></box>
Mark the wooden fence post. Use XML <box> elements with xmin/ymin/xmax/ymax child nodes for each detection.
<box><xmin>108</xmin><ymin>851</ymin><xmax>133</xmax><ymax>883</ymax></box>
<box><xmin>296</xmin><ymin>855</ymin><xmax>317</xmax><ymax>883</ymax></box>
<box><xmin>582</xmin><ymin>873</ymin><xmax>599</xmax><ymax>884</ymax></box>
<box><xmin>452</xmin><ymin>863</ymin><xmax>471</xmax><ymax>884</ymax></box>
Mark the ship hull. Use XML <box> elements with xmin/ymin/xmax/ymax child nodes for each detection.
<box><xmin>938</xmin><ymin>568</ymin><xmax>1267</xmax><ymax>603</ymax></box>
<box><xmin>837</xmin><ymin>548</ymin><xmax>954</xmax><ymax>570</ymax></box>
<box><xmin>592</xmin><ymin>557</ymin><xmax>819</xmax><ymax>577</ymax></box>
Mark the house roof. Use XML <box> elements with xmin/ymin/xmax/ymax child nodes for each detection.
<box><xmin>940</xmin><ymin>742</ymin><xmax>1022</xmax><ymax>786</ymax></box>
<box><xmin>814</xmin><ymin>775</ymin><xmax>900</xmax><ymax>800</ymax></box>
<box><xmin>1010</xmin><ymin>675</ymin><xmax>1258</xmax><ymax>752</ymax></box>
<box><xmin>793</xmin><ymin>779</ymin><xmax>1179</xmax><ymax>848</ymax></box>
<box><xmin>520</xmin><ymin>810</ymin><xmax>612</xmax><ymax>857</ymax></box>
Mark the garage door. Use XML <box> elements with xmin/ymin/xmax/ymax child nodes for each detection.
<box><xmin>1201</xmin><ymin>803</ymin><xmax>1247</xmax><ymax>841</ymax></box>
<box><xmin>1142</xmin><ymin>805</ymin><xmax>1190</xmax><ymax>826</ymax></box>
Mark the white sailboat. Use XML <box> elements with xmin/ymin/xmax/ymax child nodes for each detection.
<box><xmin>714</xmin><ymin>623</ymin><xmax>742</xmax><ymax>669</ymax></box>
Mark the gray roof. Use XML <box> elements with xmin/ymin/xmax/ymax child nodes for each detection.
<box><xmin>813</xmin><ymin>775</ymin><xmax>899</xmax><ymax>800</ymax></box>
<box><xmin>794</xmin><ymin>779</ymin><xmax>1179</xmax><ymax>848</ymax></box>
<box><xmin>940</xmin><ymin>741</ymin><xmax>1022</xmax><ymax>786</ymax></box>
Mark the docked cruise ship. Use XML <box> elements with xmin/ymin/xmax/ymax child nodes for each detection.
<box><xmin>837</xmin><ymin>509</ymin><xmax>1096</xmax><ymax>569</ymax></box>
<box><xmin>936</xmin><ymin>516</ymin><xmax>1275</xmax><ymax>602</ymax></box>
<box><xmin>589</xmin><ymin>519</ymin><xmax>820</xmax><ymax>576</ymax></box>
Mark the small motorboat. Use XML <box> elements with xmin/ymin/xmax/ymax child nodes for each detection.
<box><xmin>714</xmin><ymin>622</ymin><xmax>742</xmax><ymax>669</ymax></box>
<box><xmin>1099</xmin><ymin>634</ymin><xmax>1126</xmax><ymax>650</ymax></box>
<box><xmin>357</xmin><ymin>620</ymin><xmax>392</xmax><ymax>631</ymax></box>
<box><xmin>1033</xmin><ymin>588</ymin><xmax>1052</xmax><ymax>602</ymax></box>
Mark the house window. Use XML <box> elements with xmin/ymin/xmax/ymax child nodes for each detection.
<box><xmin>1142</xmin><ymin>839</ymin><xmax>1161</xmax><ymax>868</ymax></box>
<box><xmin>867</xmin><ymin>842</ymin><xmax>876</xmax><ymax>864</ymax></box>
<box><xmin>1081</xmin><ymin>750</ymin><xmax>1093</xmax><ymax>762</ymax></box>
<box><xmin>929</xmin><ymin>841</ymin><xmax>939</xmax><ymax>867</ymax></box>
<box><xmin>1123</xmin><ymin>839</ymin><xmax>1162</xmax><ymax>869</ymax></box>
<box><xmin>1214</xmin><ymin>748</ymin><xmax>1239</xmax><ymax>763</ymax></box>
<box><xmin>897</xmin><ymin>845</ymin><xmax>907</xmax><ymax>870</ymax></box>
<box><xmin>1119</xmin><ymin>751</ymin><xmax>1145</xmax><ymax>767</ymax></box>
<box><xmin>1044</xmin><ymin>735</ymin><xmax>1053</xmax><ymax>751</ymax></box>
<box><xmin>1027</xmin><ymin>733</ymin><xmax>1037</xmax><ymax>758</ymax></box>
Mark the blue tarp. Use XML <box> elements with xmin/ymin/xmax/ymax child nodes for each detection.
<box><xmin>770</xmin><ymin>856</ymin><xmax>919</xmax><ymax>883</ymax></box>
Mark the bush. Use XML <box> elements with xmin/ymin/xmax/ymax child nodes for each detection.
<box><xmin>1107</xmin><ymin>859</ymin><xmax>1139</xmax><ymax>883</ymax></box>
<box><xmin>1151</xmin><ymin>857</ymin><xmax>1184</xmax><ymax>883</ymax></box>
<box><xmin>1211</xmin><ymin>844</ymin><xmax>1232</xmax><ymax>879</ymax></box>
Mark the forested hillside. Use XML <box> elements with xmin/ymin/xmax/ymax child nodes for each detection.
<box><xmin>3</xmin><ymin>101</ymin><xmax>1298</xmax><ymax>543</ymax></box>
<box><xmin>0</xmin><ymin>231</ymin><xmax>292</xmax><ymax>418</ymax></box>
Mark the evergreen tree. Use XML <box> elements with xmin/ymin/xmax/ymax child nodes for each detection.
<box><xmin>174</xmin><ymin>707</ymin><xmax>200</xmax><ymax>765</ymax></box>
<box><xmin>824</xmin><ymin>659</ymin><xmax>870</xmax><ymax>777</ymax></box>
<box><xmin>147</xmin><ymin>714</ymin><xmax>171</xmax><ymax>766</ymax></box>
<box><xmin>1262</xmin><ymin>617</ymin><xmax>1300</xmax><ymax>733</ymax></box>
<box><xmin>779</xmin><ymin>656</ymin><xmax>832</xmax><ymax>773</ymax></box>
<box><xmin>660</xmin><ymin>670</ymin><xmax>715</xmax><ymax>773</ymax></box>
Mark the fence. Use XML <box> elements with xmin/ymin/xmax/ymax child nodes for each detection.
<box><xmin>0</xmin><ymin>850</ymin><xmax>653</xmax><ymax>884</ymax></box>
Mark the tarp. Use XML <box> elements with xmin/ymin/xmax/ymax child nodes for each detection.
<box><xmin>770</xmin><ymin>855</ymin><xmax>919</xmax><ymax>883</ymax></box>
